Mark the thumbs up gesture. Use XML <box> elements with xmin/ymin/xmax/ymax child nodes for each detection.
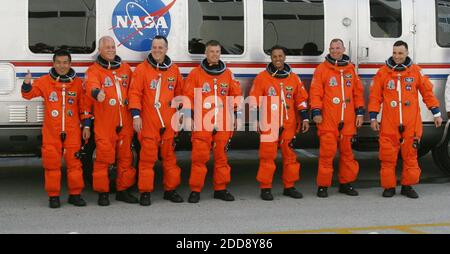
<box><xmin>24</xmin><ymin>70</ymin><xmax>32</xmax><ymax>85</ymax></box>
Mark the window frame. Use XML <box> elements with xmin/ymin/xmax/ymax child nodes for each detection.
<box><xmin>186</xmin><ymin>0</ymin><xmax>247</xmax><ymax>58</ymax></box>
<box><xmin>436</xmin><ymin>0</ymin><xmax>450</xmax><ymax>48</ymax></box>
<box><xmin>261</xmin><ymin>0</ymin><xmax>326</xmax><ymax>58</ymax></box>
<box><xmin>368</xmin><ymin>0</ymin><xmax>403</xmax><ymax>39</ymax></box>
<box><xmin>27</xmin><ymin>0</ymin><xmax>98</xmax><ymax>56</ymax></box>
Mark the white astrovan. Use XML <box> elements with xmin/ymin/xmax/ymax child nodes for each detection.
<box><xmin>1</xmin><ymin>0</ymin><xmax>450</xmax><ymax>176</ymax></box>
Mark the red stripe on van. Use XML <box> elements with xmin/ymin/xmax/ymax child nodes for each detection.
<box><xmin>10</xmin><ymin>62</ymin><xmax>450</xmax><ymax>69</ymax></box>
<box><xmin>10</xmin><ymin>61</ymin><xmax>321</xmax><ymax>68</ymax></box>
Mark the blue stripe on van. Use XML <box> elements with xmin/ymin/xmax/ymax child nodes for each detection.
<box><xmin>16</xmin><ymin>73</ymin><xmax>85</xmax><ymax>78</ymax></box>
<box><xmin>16</xmin><ymin>73</ymin><xmax>449</xmax><ymax>80</ymax></box>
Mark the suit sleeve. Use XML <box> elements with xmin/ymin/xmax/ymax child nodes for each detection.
<box><xmin>352</xmin><ymin>70</ymin><xmax>365</xmax><ymax>113</ymax></box>
<box><xmin>183</xmin><ymin>70</ymin><xmax>197</xmax><ymax>111</ymax></box>
<box><xmin>417</xmin><ymin>69</ymin><xmax>440</xmax><ymax>110</ymax></box>
<box><xmin>248</xmin><ymin>74</ymin><xmax>264</xmax><ymax>109</ymax></box>
<box><xmin>128</xmin><ymin>66</ymin><xmax>144</xmax><ymax>112</ymax></box>
<box><xmin>84</xmin><ymin>68</ymin><xmax>101</xmax><ymax>102</ymax></box>
<box><xmin>294</xmin><ymin>75</ymin><xmax>308</xmax><ymax>111</ymax></box>
<box><xmin>309</xmin><ymin>67</ymin><xmax>324</xmax><ymax>111</ymax></box>
<box><xmin>368</xmin><ymin>69</ymin><xmax>384</xmax><ymax>115</ymax></box>
<box><xmin>77</xmin><ymin>80</ymin><xmax>92</xmax><ymax>121</ymax></box>
<box><xmin>229</xmin><ymin>73</ymin><xmax>243</xmax><ymax>112</ymax></box>
<box><xmin>126</xmin><ymin>66</ymin><xmax>133</xmax><ymax>94</ymax></box>
<box><xmin>21</xmin><ymin>78</ymin><xmax>44</xmax><ymax>100</ymax></box>
<box><xmin>229</xmin><ymin>76</ymin><xmax>242</xmax><ymax>97</ymax></box>
<box><xmin>445</xmin><ymin>75</ymin><xmax>450</xmax><ymax>112</ymax></box>
<box><xmin>174</xmin><ymin>68</ymin><xmax>184</xmax><ymax>97</ymax></box>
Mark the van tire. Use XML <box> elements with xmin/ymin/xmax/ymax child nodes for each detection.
<box><xmin>431</xmin><ymin>134</ymin><xmax>450</xmax><ymax>175</ymax></box>
<box><xmin>417</xmin><ymin>145</ymin><xmax>431</xmax><ymax>158</ymax></box>
<box><xmin>81</xmin><ymin>137</ymin><xmax>96</xmax><ymax>188</ymax></box>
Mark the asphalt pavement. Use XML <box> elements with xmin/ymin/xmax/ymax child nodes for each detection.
<box><xmin>1</xmin><ymin>149</ymin><xmax>450</xmax><ymax>234</ymax></box>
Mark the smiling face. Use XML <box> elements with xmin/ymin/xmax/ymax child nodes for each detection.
<box><xmin>271</xmin><ymin>49</ymin><xmax>286</xmax><ymax>70</ymax></box>
<box><xmin>329</xmin><ymin>40</ymin><xmax>345</xmax><ymax>61</ymax></box>
<box><xmin>98</xmin><ymin>36</ymin><xmax>116</xmax><ymax>62</ymax></box>
<box><xmin>205</xmin><ymin>45</ymin><xmax>221</xmax><ymax>65</ymax></box>
<box><xmin>392</xmin><ymin>45</ymin><xmax>408</xmax><ymax>65</ymax></box>
<box><xmin>151</xmin><ymin>38</ymin><xmax>168</xmax><ymax>64</ymax></box>
<box><xmin>53</xmin><ymin>55</ymin><xmax>71</xmax><ymax>76</ymax></box>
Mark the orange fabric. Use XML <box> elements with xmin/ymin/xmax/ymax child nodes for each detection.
<box><xmin>250</xmin><ymin>70</ymin><xmax>307</xmax><ymax>188</ymax></box>
<box><xmin>369</xmin><ymin>64</ymin><xmax>440</xmax><ymax>138</ymax></box>
<box><xmin>316</xmin><ymin>133</ymin><xmax>359</xmax><ymax>187</ymax></box>
<box><xmin>189</xmin><ymin>131</ymin><xmax>232</xmax><ymax>192</ymax></box>
<box><xmin>310</xmin><ymin>61</ymin><xmax>363</xmax><ymax>187</ymax></box>
<box><xmin>137</xmin><ymin>137</ymin><xmax>158</xmax><ymax>193</ymax></box>
<box><xmin>184</xmin><ymin>67</ymin><xmax>242</xmax><ymax>140</ymax></box>
<box><xmin>249</xmin><ymin>70</ymin><xmax>308</xmax><ymax>141</ymax></box>
<box><xmin>369</xmin><ymin>64</ymin><xmax>439</xmax><ymax>188</ymax></box>
<box><xmin>184</xmin><ymin>66</ymin><xmax>241</xmax><ymax>192</ymax></box>
<box><xmin>42</xmin><ymin>146</ymin><xmax>84</xmax><ymax>196</ymax></box>
<box><xmin>129</xmin><ymin>61</ymin><xmax>184</xmax><ymax>139</ymax></box>
<box><xmin>93</xmin><ymin>129</ymin><xmax>136</xmax><ymax>192</ymax></box>
<box><xmin>310</xmin><ymin>61</ymin><xmax>365</xmax><ymax>136</ymax></box>
<box><xmin>137</xmin><ymin>137</ymin><xmax>181</xmax><ymax>192</ymax></box>
<box><xmin>129</xmin><ymin>60</ymin><xmax>183</xmax><ymax>193</ymax></box>
<box><xmin>256</xmin><ymin>140</ymin><xmax>300</xmax><ymax>189</ymax></box>
<box><xmin>22</xmin><ymin>75</ymin><xmax>87</xmax><ymax>196</ymax></box>
<box><xmin>85</xmin><ymin>62</ymin><xmax>136</xmax><ymax>192</ymax></box>
<box><xmin>379</xmin><ymin>135</ymin><xmax>421</xmax><ymax>188</ymax></box>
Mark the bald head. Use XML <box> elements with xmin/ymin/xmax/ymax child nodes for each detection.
<box><xmin>98</xmin><ymin>36</ymin><xmax>116</xmax><ymax>62</ymax></box>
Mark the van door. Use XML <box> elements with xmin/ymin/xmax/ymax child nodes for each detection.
<box><xmin>357</xmin><ymin>0</ymin><xmax>415</xmax><ymax>65</ymax></box>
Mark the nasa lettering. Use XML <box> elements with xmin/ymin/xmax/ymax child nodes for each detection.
<box><xmin>111</xmin><ymin>0</ymin><xmax>174</xmax><ymax>52</ymax></box>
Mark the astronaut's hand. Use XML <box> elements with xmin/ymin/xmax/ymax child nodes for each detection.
<box><xmin>370</xmin><ymin>119</ymin><xmax>380</xmax><ymax>132</ymax></box>
<box><xmin>82</xmin><ymin>127</ymin><xmax>91</xmax><ymax>141</ymax></box>
<box><xmin>301</xmin><ymin>120</ymin><xmax>310</xmax><ymax>133</ymax></box>
<box><xmin>356</xmin><ymin>115</ymin><xmax>364</xmax><ymax>128</ymax></box>
<box><xmin>435</xmin><ymin>116</ymin><xmax>443</xmax><ymax>128</ymax></box>
<box><xmin>133</xmin><ymin>117</ymin><xmax>142</xmax><ymax>133</ymax></box>
<box><xmin>313</xmin><ymin>115</ymin><xmax>323</xmax><ymax>124</ymax></box>
<box><xmin>24</xmin><ymin>70</ymin><xmax>32</xmax><ymax>85</ymax></box>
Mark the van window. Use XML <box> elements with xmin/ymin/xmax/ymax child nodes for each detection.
<box><xmin>370</xmin><ymin>0</ymin><xmax>402</xmax><ymax>38</ymax></box>
<box><xmin>263</xmin><ymin>0</ymin><xmax>324</xmax><ymax>56</ymax></box>
<box><xmin>28</xmin><ymin>0</ymin><xmax>96</xmax><ymax>54</ymax></box>
<box><xmin>437</xmin><ymin>0</ymin><xmax>450</xmax><ymax>47</ymax></box>
<box><xmin>188</xmin><ymin>0</ymin><xmax>245</xmax><ymax>55</ymax></box>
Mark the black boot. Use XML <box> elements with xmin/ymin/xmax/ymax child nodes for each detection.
<box><xmin>339</xmin><ymin>183</ymin><xmax>359</xmax><ymax>196</ymax></box>
<box><xmin>164</xmin><ymin>190</ymin><xmax>184</xmax><ymax>203</ymax></box>
<box><xmin>283</xmin><ymin>187</ymin><xmax>303</xmax><ymax>199</ymax></box>
<box><xmin>214</xmin><ymin>190</ymin><xmax>235</xmax><ymax>201</ymax></box>
<box><xmin>140</xmin><ymin>192</ymin><xmax>151</xmax><ymax>206</ymax></box>
<box><xmin>401</xmin><ymin>185</ymin><xmax>419</xmax><ymax>199</ymax></box>
<box><xmin>188</xmin><ymin>192</ymin><xmax>200</xmax><ymax>203</ymax></box>
<box><xmin>98</xmin><ymin>192</ymin><xmax>110</xmax><ymax>206</ymax></box>
<box><xmin>116</xmin><ymin>189</ymin><xmax>139</xmax><ymax>204</ymax></box>
<box><xmin>68</xmin><ymin>195</ymin><xmax>87</xmax><ymax>207</ymax></box>
<box><xmin>382</xmin><ymin>188</ymin><xmax>396</xmax><ymax>198</ymax></box>
<box><xmin>317</xmin><ymin>187</ymin><xmax>328</xmax><ymax>198</ymax></box>
<box><xmin>49</xmin><ymin>196</ymin><xmax>61</xmax><ymax>209</ymax></box>
<box><xmin>260</xmin><ymin>188</ymin><xmax>274</xmax><ymax>201</ymax></box>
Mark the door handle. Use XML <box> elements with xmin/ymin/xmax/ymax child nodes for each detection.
<box><xmin>360</xmin><ymin>47</ymin><xmax>369</xmax><ymax>58</ymax></box>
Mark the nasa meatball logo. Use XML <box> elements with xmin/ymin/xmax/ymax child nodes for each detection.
<box><xmin>111</xmin><ymin>0</ymin><xmax>175</xmax><ymax>52</ymax></box>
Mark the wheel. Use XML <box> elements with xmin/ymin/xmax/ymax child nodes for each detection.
<box><xmin>417</xmin><ymin>145</ymin><xmax>431</xmax><ymax>158</ymax></box>
<box><xmin>431</xmin><ymin>131</ymin><xmax>450</xmax><ymax>175</ymax></box>
<box><xmin>81</xmin><ymin>136</ymin><xmax>96</xmax><ymax>187</ymax></box>
<box><xmin>82</xmin><ymin>134</ymin><xmax>141</xmax><ymax>193</ymax></box>
<box><xmin>82</xmin><ymin>145</ymin><xmax>118</xmax><ymax>193</ymax></box>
